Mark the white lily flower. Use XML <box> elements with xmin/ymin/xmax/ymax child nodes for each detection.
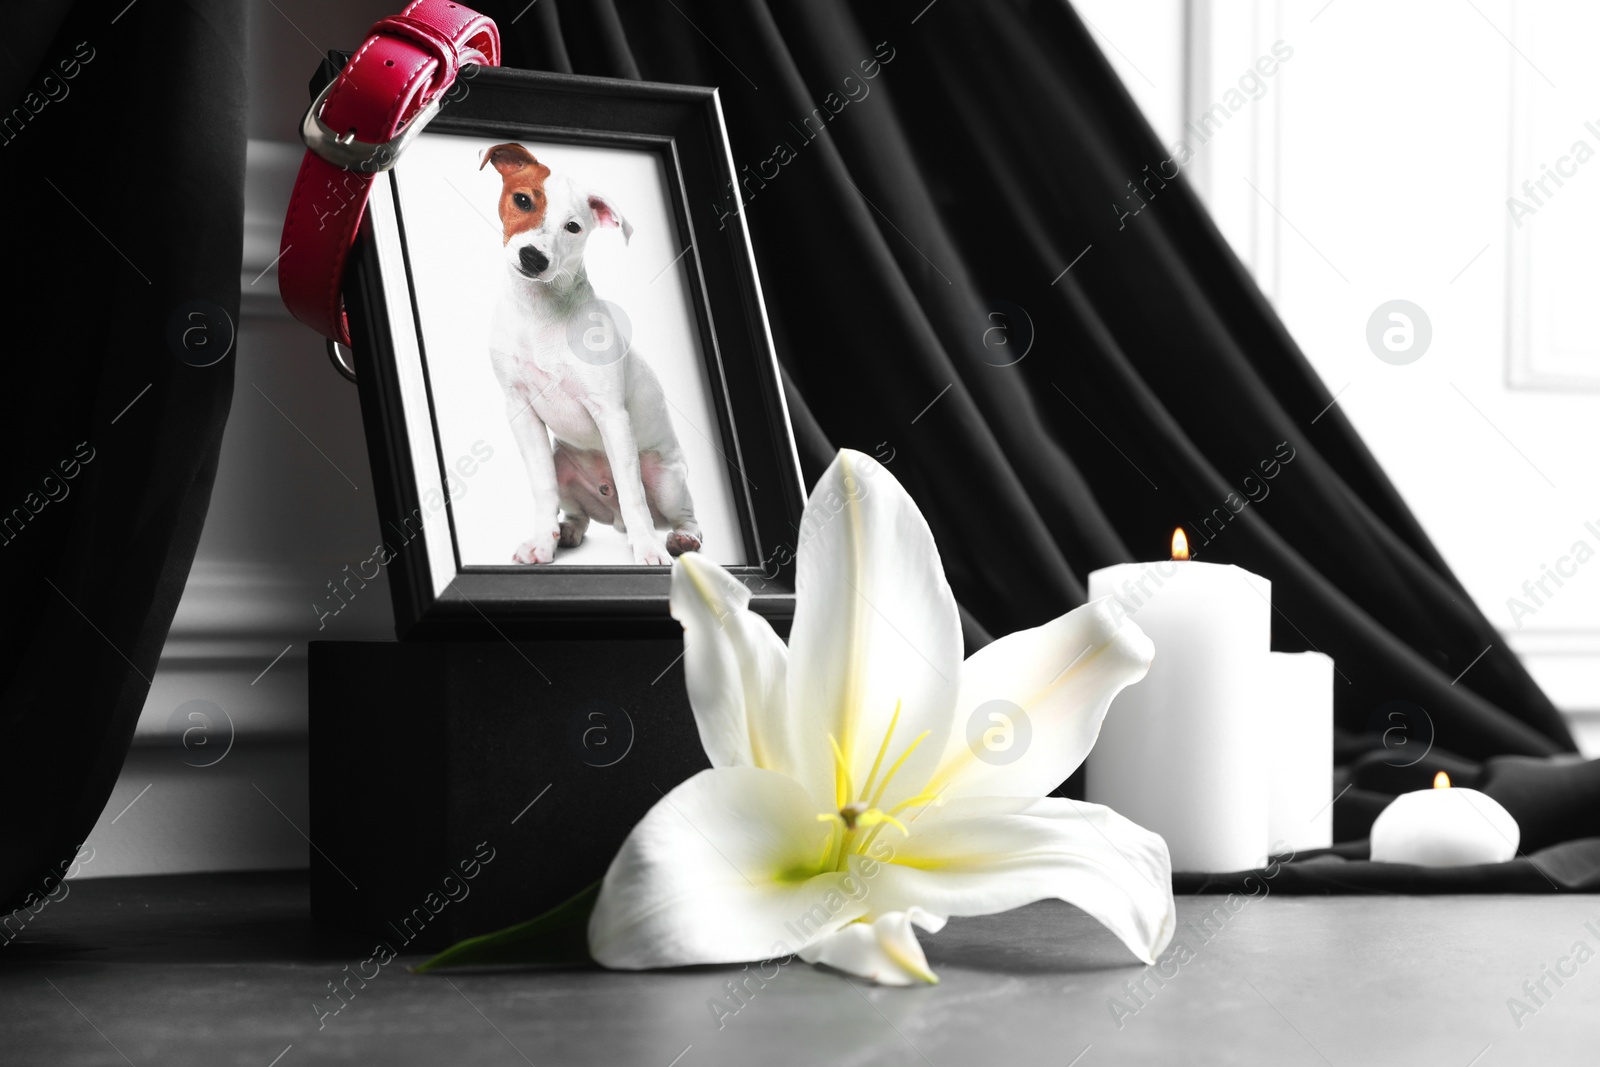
<box><xmin>587</xmin><ymin>449</ymin><xmax>1175</xmax><ymax>984</ymax></box>
<box><xmin>797</xmin><ymin>908</ymin><xmax>944</xmax><ymax>986</ymax></box>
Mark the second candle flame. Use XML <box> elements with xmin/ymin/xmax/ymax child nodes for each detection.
<box><xmin>1434</xmin><ymin>771</ymin><xmax>1451</xmax><ymax>789</ymax></box>
<box><xmin>1171</xmin><ymin>527</ymin><xmax>1190</xmax><ymax>561</ymax></box>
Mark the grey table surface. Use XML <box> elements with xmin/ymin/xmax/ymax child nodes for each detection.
<box><xmin>3</xmin><ymin>872</ymin><xmax>1598</xmax><ymax>1067</ymax></box>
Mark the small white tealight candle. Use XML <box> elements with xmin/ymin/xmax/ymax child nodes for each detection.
<box><xmin>1369</xmin><ymin>772</ymin><xmax>1520</xmax><ymax>867</ymax></box>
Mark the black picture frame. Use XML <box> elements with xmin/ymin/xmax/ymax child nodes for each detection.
<box><xmin>341</xmin><ymin>64</ymin><xmax>805</xmax><ymax>639</ymax></box>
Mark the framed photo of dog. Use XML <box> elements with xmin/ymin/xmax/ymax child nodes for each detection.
<box><xmin>343</xmin><ymin>67</ymin><xmax>806</xmax><ymax>637</ymax></box>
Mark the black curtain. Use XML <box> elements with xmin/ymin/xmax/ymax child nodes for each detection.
<box><xmin>0</xmin><ymin>0</ymin><xmax>244</xmax><ymax>911</ymax></box>
<box><xmin>0</xmin><ymin>0</ymin><xmax>1583</xmax><ymax>908</ymax></box>
<box><xmin>482</xmin><ymin>0</ymin><xmax>1572</xmax><ymax>762</ymax></box>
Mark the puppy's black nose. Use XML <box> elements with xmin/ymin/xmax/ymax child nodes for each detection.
<box><xmin>519</xmin><ymin>246</ymin><xmax>549</xmax><ymax>275</ymax></box>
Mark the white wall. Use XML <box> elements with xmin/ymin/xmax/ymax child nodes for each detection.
<box><xmin>1076</xmin><ymin>0</ymin><xmax>1600</xmax><ymax>754</ymax></box>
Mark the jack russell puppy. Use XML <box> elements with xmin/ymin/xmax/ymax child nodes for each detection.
<box><xmin>481</xmin><ymin>143</ymin><xmax>701</xmax><ymax>566</ymax></box>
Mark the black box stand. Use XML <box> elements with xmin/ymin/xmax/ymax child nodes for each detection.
<box><xmin>309</xmin><ymin>638</ymin><xmax>709</xmax><ymax>950</ymax></box>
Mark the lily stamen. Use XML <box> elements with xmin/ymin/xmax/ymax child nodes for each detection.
<box><xmin>828</xmin><ymin>733</ymin><xmax>854</xmax><ymax>811</ymax></box>
<box><xmin>887</xmin><ymin>791</ymin><xmax>943</xmax><ymax>817</ymax></box>
<box><xmin>855</xmin><ymin>809</ymin><xmax>909</xmax><ymax>835</ymax></box>
<box><xmin>868</xmin><ymin>729</ymin><xmax>932</xmax><ymax>809</ymax></box>
<box><xmin>838</xmin><ymin>801</ymin><xmax>870</xmax><ymax>830</ymax></box>
<box><xmin>858</xmin><ymin>699</ymin><xmax>904</xmax><ymax>803</ymax></box>
<box><xmin>815</xmin><ymin>820</ymin><xmax>839</xmax><ymax>869</ymax></box>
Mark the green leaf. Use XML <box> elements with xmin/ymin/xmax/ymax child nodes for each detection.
<box><xmin>412</xmin><ymin>880</ymin><xmax>601</xmax><ymax>973</ymax></box>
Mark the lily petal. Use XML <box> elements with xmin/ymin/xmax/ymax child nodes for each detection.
<box><xmin>928</xmin><ymin>598</ymin><xmax>1153</xmax><ymax>800</ymax></box>
<box><xmin>588</xmin><ymin>767</ymin><xmax>868</xmax><ymax>969</ymax></box>
<box><xmin>786</xmin><ymin>450</ymin><xmax>964</xmax><ymax>812</ymax></box>
<box><xmin>670</xmin><ymin>553</ymin><xmax>792</xmax><ymax>774</ymax></box>
<box><xmin>852</xmin><ymin>796</ymin><xmax>1175</xmax><ymax>964</ymax></box>
<box><xmin>797</xmin><ymin>908</ymin><xmax>947</xmax><ymax>986</ymax></box>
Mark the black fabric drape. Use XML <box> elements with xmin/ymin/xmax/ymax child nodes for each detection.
<box><xmin>0</xmin><ymin>0</ymin><xmax>244</xmax><ymax>911</ymax></box>
<box><xmin>482</xmin><ymin>0</ymin><xmax>1572</xmax><ymax>763</ymax></box>
<box><xmin>1179</xmin><ymin>755</ymin><xmax>1600</xmax><ymax>893</ymax></box>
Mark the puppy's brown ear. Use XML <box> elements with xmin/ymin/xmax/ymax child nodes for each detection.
<box><xmin>481</xmin><ymin>143</ymin><xmax>541</xmax><ymax>175</ymax></box>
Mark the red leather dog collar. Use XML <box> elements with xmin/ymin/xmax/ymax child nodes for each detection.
<box><xmin>278</xmin><ymin>0</ymin><xmax>500</xmax><ymax>346</ymax></box>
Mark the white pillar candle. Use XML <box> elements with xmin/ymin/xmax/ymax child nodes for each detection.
<box><xmin>1369</xmin><ymin>772</ymin><xmax>1519</xmax><ymax>866</ymax></box>
<box><xmin>1086</xmin><ymin>529</ymin><xmax>1272</xmax><ymax>871</ymax></box>
<box><xmin>1266</xmin><ymin>651</ymin><xmax>1334</xmax><ymax>852</ymax></box>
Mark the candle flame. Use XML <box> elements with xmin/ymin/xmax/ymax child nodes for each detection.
<box><xmin>1171</xmin><ymin>527</ymin><xmax>1190</xmax><ymax>561</ymax></box>
<box><xmin>1433</xmin><ymin>771</ymin><xmax>1451</xmax><ymax>789</ymax></box>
